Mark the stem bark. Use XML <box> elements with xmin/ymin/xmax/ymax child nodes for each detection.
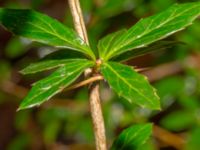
<box><xmin>68</xmin><ymin>1</ymin><xmax>107</xmax><ymax>150</ymax></box>
<box><xmin>89</xmin><ymin>81</ymin><xmax>107</xmax><ymax>150</ymax></box>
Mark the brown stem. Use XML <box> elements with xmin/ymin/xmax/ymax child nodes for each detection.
<box><xmin>68</xmin><ymin>0</ymin><xmax>107</xmax><ymax>149</ymax></box>
<box><xmin>68</xmin><ymin>0</ymin><xmax>89</xmax><ymax>44</ymax></box>
<box><xmin>89</xmin><ymin>81</ymin><xmax>107</xmax><ymax>150</ymax></box>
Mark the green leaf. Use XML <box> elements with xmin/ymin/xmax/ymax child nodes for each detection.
<box><xmin>5</xmin><ymin>37</ymin><xmax>27</xmax><ymax>58</ymax></box>
<box><xmin>0</xmin><ymin>8</ymin><xmax>95</xmax><ymax>60</ymax></box>
<box><xmin>186</xmin><ymin>127</ymin><xmax>200</xmax><ymax>150</ymax></box>
<box><xmin>20</xmin><ymin>59</ymin><xmax>83</xmax><ymax>75</ymax></box>
<box><xmin>98</xmin><ymin>29</ymin><xmax>127</xmax><ymax>59</ymax></box>
<box><xmin>111</xmin><ymin>124</ymin><xmax>152</xmax><ymax>150</ymax></box>
<box><xmin>101</xmin><ymin>62</ymin><xmax>160</xmax><ymax>110</ymax></box>
<box><xmin>112</xmin><ymin>40</ymin><xmax>181</xmax><ymax>62</ymax></box>
<box><xmin>18</xmin><ymin>59</ymin><xmax>94</xmax><ymax>110</ymax></box>
<box><xmin>160</xmin><ymin>110</ymin><xmax>196</xmax><ymax>131</ymax></box>
<box><xmin>98</xmin><ymin>2</ymin><xmax>200</xmax><ymax>61</ymax></box>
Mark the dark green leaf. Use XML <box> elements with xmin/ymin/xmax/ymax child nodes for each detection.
<box><xmin>112</xmin><ymin>40</ymin><xmax>182</xmax><ymax>62</ymax></box>
<box><xmin>42</xmin><ymin>49</ymin><xmax>86</xmax><ymax>61</ymax></box>
<box><xmin>20</xmin><ymin>59</ymin><xmax>83</xmax><ymax>75</ymax></box>
<box><xmin>98</xmin><ymin>2</ymin><xmax>200</xmax><ymax>61</ymax></box>
<box><xmin>101</xmin><ymin>62</ymin><xmax>160</xmax><ymax>110</ymax></box>
<box><xmin>0</xmin><ymin>8</ymin><xmax>95</xmax><ymax>60</ymax></box>
<box><xmin>18</xmin><ymin>59</ymin><xmax>94</xmax><ymax>110</ymax></box>
<box><xmin>111</xmin><ymin>124</ymin><xmax>152</xmax><ymax>150</ymax></box>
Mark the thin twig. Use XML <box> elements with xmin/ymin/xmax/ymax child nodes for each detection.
<box><xmin>65</xmin><ymin>68</ymin><xmax>147</xmax><ymax>91</ymax></box>
<box><xmin>142</xmin><ymin>54</ymin><xmax>200</xmax><ymax>82</ymax></box>
<box><xmin>143</xmin><ymin>61</ymin><xmax>182</xmax><ymax>82</ymax></box>
<box><xmin>68</xmin><ymin>0</ymin><xmax>89</xmax><ymax>44</ymax></box>
<box><xmin>66</xmin><ymin>75</ymin><xmax>104</xmax><ymax>91</ymax></box>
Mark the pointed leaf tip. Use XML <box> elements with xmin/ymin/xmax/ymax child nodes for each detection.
<box><xmin>98</xmin><ymin>2</ymin><xmax>200</xmax><ymax>61</ymax></box>
<box><xmin>19</xmin><ymin>60</ymin><xmax>94</xmax><ymax>110</ymax></box>
<box><xmin>0</xmin><ymin>8</ymin><xmax>95</xmax><ymax>60</ymax></box>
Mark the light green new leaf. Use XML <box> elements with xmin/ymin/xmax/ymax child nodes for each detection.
<box><xmin>0</xmin><ymin>8</ymin><xmax>95</xmax><ymax>60</ymax></box>
<box><xmin>18</xmin><ymin>59</ymin><xmax>94</xmax><ymax>110</ymax></box>
<box><xmin>20</xmin><ymin>59</ymin><xmax>83</xmax><ymax>75</ymax></box>
<box><xmin>111</xmin><ymin>124</ymin><xmax>152</xmax><ymax>150</ymax></box>
<box><xmin>98</xmin><ymin>2</ymin><xmax>200</xmax><ymax>61</ymax></box>
<box><xmin>101</xmin><ymin>62</ymin><xmax>160</xmax><ymax>110</ymax></box>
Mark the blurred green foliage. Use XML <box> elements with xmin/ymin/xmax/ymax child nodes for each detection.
<box><xmin>0</xmin><ymin>0</ymin><xmax>200</xmax><ymax>150</ymax></box>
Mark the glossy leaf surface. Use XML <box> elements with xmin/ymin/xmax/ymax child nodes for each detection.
<box><xmin>101</xmin><ymin>62</ymin><xmax>160</xmax><ymax>110</ymax></box>
<box><xmin>0</xmin><ymin>9</ymin><xmax>95</xmax><ymax>60</ymax></box>
<box><xmin>18</xmin><ymin>59</ymin><xmax>94</xmax><ymax>110</ymax></box>
<box><xmin>98</xmin><ymin>2</ymin><xmax>200</xmax><ymax>61</ymax></box>
<box><xmin>111</xmin><ymin>124</ymin><xmax>152</xmax><ymax>150</ymax></box>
